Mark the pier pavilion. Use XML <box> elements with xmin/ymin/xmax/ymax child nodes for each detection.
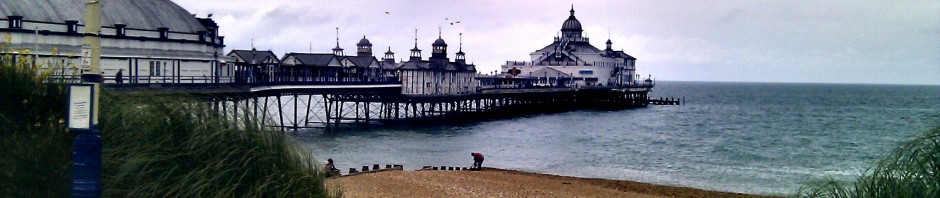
<box><xmin>501</xmin><ymin>6</ymin><xmax>638</xmax><ymax>87</ymax></box>
<box><xmin>389</xmin><ymin>31</ymin><xmax>478</xmax><ymax>95</ymax></box>
<box><xmin>0</xmin><ymin>0</ymin><xmax>225</xmax><ymax>84</ymax></box>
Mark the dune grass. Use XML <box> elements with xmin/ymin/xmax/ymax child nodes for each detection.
<box><xmin>100</xmin><ymin>94</ymin><xmax>338</xmax><ymax>197</ymax></box>
<box><xmin>0</xmin><ymin>39</ymin><xmax>72</xmax><ymax>197</ymax></box>
<box><xmin>0</xmin><ymin>39</ymin><xmax>338</xmax><ymax>197</ymax></box>
<box><xmin>795</xmin><ymin>125</ymin><xmax>940</xmax><ymax>197</ymax></box>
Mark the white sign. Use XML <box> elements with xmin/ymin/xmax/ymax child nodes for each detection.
<box><xmin>80</xmin><ymin>45</ymin><xmax>92</xmax><ymax>71</ymax></box>
<box><xmin>68</xmin><ymin>85</ymin><xmax>93</xmax><ymax>129</ymax></box>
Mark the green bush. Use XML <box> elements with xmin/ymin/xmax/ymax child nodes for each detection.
<box><xmin>796</xmin><ymin>125</ymin><xmax>940</xmax><ymax>198</ymax></box>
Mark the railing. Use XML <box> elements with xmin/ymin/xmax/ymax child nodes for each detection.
<box><xmin>504</xmin><ymin>61</ymin><xmax>583</xmax><ymax>66</ymax></box>
<box><xmin>48</xmin><ymin>74</ymin><xmax>401</xmax><ymax>88</ymax></box>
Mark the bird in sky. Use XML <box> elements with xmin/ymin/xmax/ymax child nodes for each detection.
<box><xmin>385</xmin><ymin>11</ymin><xmax>390</xmax><ymax>14</ymax></box>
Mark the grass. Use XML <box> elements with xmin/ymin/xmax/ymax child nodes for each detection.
<box><xmin>0</xmin><ymin>36</ymin><xmax>338</xmax><ymax>197</ymax></box>
<box><xmin>795</xmin><ymin>125</ymin><xmax>940</xmax><ymax>197</ymax></box>
<box><xmin>0</xmin><ymin>37</ymin><xmax>72</xmax><ymax>197</ymax></box>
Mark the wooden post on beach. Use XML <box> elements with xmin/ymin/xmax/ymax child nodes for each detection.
<box><xmin>395</xmin><ymin>164</ymin><xmax>403</xmax><ymax>169</ymax></box>
<box><xmin>349</xmin><ymin>168</ymin><xmax>358</xmax><ymax>174</ymax></box>
<box><xmin>386</xmin><ymin>164</ymin><xmax>392</xmax><ymax>169</ymax></box>
<box><xmin>373</xmin><ymin>164</ymin><xmax>380</xmax><ymax>171</ymax></box>
<box><xmin>440</xmin><ymin>166</ymin><xmax>447</xmax><ymax>170</ymax></box>
<box><xmin>362</xmin><ymin>166</ymin><xmax>370</xmax><ymax>172</ymax></box>
<box><xmin>432</xmin><ymin>167</ymin><xmax>438</xmax><ymax>170</ymax></box>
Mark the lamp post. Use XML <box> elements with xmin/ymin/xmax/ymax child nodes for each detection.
<box><xmin>72</xmin><ymin>0</ymin><xmax>103</xmax><ymax>197</ymax></box>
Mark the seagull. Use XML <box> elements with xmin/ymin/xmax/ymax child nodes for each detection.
<box><xmin>456</xmin><ymin>21</ymin><xmax>461</xmax><ymax>23</ymax></box>
<box><xmin>445</xmin><ymin>18</ymin><xmax>448</xmax><ymax>20</ymax></box>
<box><xmin>385</xmin><ymin>11</ymin><xmax>391</xmax><ymax>14</ymax></box>
<box><xmin>208</xmin><ymin>13</ymin><xmax>213</xmax><ymax>18</ymax></box>
<box><xmin>450</xmin><ymin>23</ymin><xmax>454</xmax><ymax>25</ymax></box>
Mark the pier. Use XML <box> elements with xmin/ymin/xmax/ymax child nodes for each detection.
<box><xmin>73</xmin><ymin>74</ymin><xmax>677</xmax><ymax>130</ymax></box>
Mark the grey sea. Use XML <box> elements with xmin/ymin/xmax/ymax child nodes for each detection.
<box><xmin>294</xmin><ymin>81</ymin><xmax>940</xmax><ymax>195</ymax></box>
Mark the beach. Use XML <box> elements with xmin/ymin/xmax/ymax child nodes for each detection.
<box><xmin>326</xmin><ymin>168</ymin><xmax>779</xmax><ymax>198</ymax></box>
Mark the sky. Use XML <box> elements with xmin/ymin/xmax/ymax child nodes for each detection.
<box><xmin>173</xmin><ymin>0</ymin><xmax>940</xmax><ymax>85</ymax></box>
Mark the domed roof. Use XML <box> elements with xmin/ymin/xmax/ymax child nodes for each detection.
<box><xmin>357</xmin><ymin>36</ymin><xmax>372</xmax><ymax>46</ymax></box>
<box><xmin>561</xmin><ymin>6</ymin><xmax>582</xmax><ymax>32</ymax></box>
<box><xmin>0</xmin><ymin>0</ymin><xmax>208</xmax><ymax>33</ymax></box>
<box><xmin>432</xmin><ymin>37</ymin><xmax>447</xmax><ymax>46</ymax></box>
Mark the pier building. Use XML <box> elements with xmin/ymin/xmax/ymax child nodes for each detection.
<box><xmin>275</xmin><ymin>35</ymin><xmax>384</xmax><ymax>83</ymax></box>
<box><xmin>501</xmin><ymin>6</ymin><xmax>637</xmax><ymax>87</ymax></box>
<box><xmin>390</xmin><ymin>31</ymin><xmax>478</xmax><ymax>95</ymax></box>
<box><xmin>0</xmin><ymin>0</ymin><xmax>225</xmax><ymax>83</ymax></box>
<box><xmin>226</xmin><ymin>49</ymin><xmax>279</xmax><ymax>84</ymax></box>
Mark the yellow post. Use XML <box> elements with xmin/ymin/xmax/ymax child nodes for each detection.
<box><xmin>82</xmin><ymin>0</ymin><xmax>102</xmax><ymax>125</ymax></box>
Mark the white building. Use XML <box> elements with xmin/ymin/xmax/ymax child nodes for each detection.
<box><xmin>501</xmin><ymin>6</ymin><xmax>637</xmax><ymax>87</ymax></box>
<box><xmin>0</xmin><ymin>0</ymin><xmax>225</xmax><ymax>83</ymax></box>
<box><xmin>389</xmin><ymin>33</ymin><xmax>478</xmax><ymax>95</ymax></box>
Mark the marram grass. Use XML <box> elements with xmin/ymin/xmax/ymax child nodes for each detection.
<box><xmin>0</xmin><ymin>38</ymin><xmax>338</xmax><ymax>197</ymax></box>
<box><xmin>100</xmin><ymin>94</ymin><xmax>339</xmax><ymax>197</ymax></box>
<box><xmin>795</xmin><ymin>125</ymin><xmax>940</xmax><ymax>198</ymax></box>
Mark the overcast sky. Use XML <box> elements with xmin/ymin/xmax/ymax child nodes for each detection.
<box><xmin>174</xmin><ymin>0</ymin><xmax>939</xmax><ymax>85</ymax></box>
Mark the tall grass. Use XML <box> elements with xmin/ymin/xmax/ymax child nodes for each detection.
<box><xmin>0</xmin><ymin>37</ymin><xmax>338</xmax><ymax>197</ymax></box>
<box><xmin>100</xmin><ymin>95</ymin><xmax>338</xmax><ymax>197</ymax></box>
<box><xmin>795</xmin><ymin>125</ymin><xmax>940</xmax><ymax>197</ymax></box>
<box><xmin>0</xmin><ymin>35</ymin><xmax>72</xmax><ymax>197</ymax></box>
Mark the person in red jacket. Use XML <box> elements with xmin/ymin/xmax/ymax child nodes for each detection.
<box><xmin>470</xmin><ymin>152</ymin><xmax>484</xmax><ymax>170</ymax></box>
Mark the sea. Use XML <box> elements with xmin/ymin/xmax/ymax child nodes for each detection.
<box><xmin>292</xmin><ymin>81</ymin><xmax>940</xmax><ymax>195</ymax></box>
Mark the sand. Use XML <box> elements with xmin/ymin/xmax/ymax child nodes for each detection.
<box><xmin>326</xmin><ymin>168</ymin><xmax>780</xmax><ymax>198</ymax></box>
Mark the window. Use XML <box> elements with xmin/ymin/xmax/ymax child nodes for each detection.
<box><xmin>158</xmin><ymin>28</ymin><xmax>169</xmax><ymax>39</ymax></box>
<box><xmin>8</xmin><ymin>16</ymin><xmax>22</xmax><ymax>29</ymax></box>
<box><xmin>198</xmin><ymin>31</ymin><xmax>206</xmax><ymax>42</ymax></box>
<box><xmin>149</xmin><ymin>61</ymin><xmax>162</xmax><ymax>76</ymax></box>
<box><xmin>114</xmin><ymin>24</ymin><xmax>126</xmax><ymax>36</ymax></box>
<box><xmin>65</xmin><ymin>20</ymin><xmax>78</xmax><ymax>33</ymax></box>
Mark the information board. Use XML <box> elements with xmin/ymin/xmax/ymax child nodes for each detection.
<box><xmin>68</xmin><ymin>85</ymin><xmax>93</xmax><ymax>129</ymax></box>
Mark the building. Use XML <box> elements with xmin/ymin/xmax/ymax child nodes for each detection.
<box><xmin>227</xmin><ymin>49</ymin><xmax>279</xmax><ymax>83</ymax></box>
<box><xmin>0</xmin><ymin>0</ymin><xmax>225</xmax><ymax>83</ymax></box>
<box><xmin>501</xmin><ymin>6</ymin><xmax>637</xmax><ymax>87</ymax></box>
<box><xmin>388</xmin><ymin>31</ymin><xmax>478</xmax><ymax>95</ymax></box>
<box><xmin>279</xmin><ymin>35</ymin><xmax>384</xmax><ymax>82</ymax></box>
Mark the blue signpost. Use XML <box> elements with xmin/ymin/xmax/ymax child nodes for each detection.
<box><xmin>70</xmin><ymin>1</ymin><xmax>103</xmax><ymax>197</ymax></box>
<box><xmin>68</xmin><ymin>83</ymin><xmax>101</xmax><ymax>197</ymax></box>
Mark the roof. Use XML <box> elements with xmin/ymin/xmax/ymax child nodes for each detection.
<box><xmin>343</xmin><ymin>56</ymin><xmax>377</xmax><ymax>68</ymax></box>
<box><xmin>397</xmin><ymin>60</ymin><xmax>429</xmax><ymax>70</ymax></box>
<box><xmin>381</xmin><ymin>61</ymin><xmax>400</xmax><ymax>70</ymax></box>
<box><xmin>0</xmin><ymin>0</ymin><xmax>209</xmax><ymax>33</ymax></box>
<box><xmin>432</xmin><ymin>38</ymin><xmax>447</xmax><ymax>46</ymax></box>
<box><xmin>561</xmin><ymin>7</ymin><xmax>582</xmax><ymax>32</ymax></box>
<box><xmin>357</xmin><ymin>36</ymin><xmax>372</xmax><ymax>46</ymax></box>
<box><xmin>285</xmin><ymin>53</ymin><xmax>338</xmax><ymax>66</ymax></box>
<box><xmin>228</xmin><ymin>49</ymin><xmax>280</xmax><ymax>64</ymax></box>
<box><xmin>522</xmin><ymin>67</ymin><xmax>573</xmax><ymax>78</ymax></box>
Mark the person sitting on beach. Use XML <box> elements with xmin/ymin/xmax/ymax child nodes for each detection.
<box><xmin>470</xmin><ymin>152</ymin><xmax>484</xmax><ymax>170</ymax></box>
<box><xmin>324</xmin><ymin>158</ymin><xmax>340</xmax><ymax>177</ymax></box>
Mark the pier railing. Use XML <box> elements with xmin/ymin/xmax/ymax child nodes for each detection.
<box><xmin>48</xmin><ymin>74</ymin><xmax>401</xmax><ymax>87</ymax></box>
